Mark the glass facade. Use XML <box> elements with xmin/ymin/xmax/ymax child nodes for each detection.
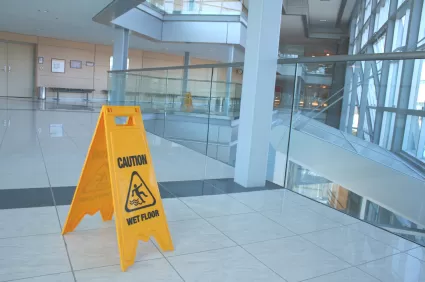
<box><xmin>344</xmin><ymin>0</ymin><xmax>425</xmax><ymax>164</ymax></box>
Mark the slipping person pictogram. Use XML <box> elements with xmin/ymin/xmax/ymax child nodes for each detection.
<box><xmin>125</xmin><ymin>171</ymin><xmax>156</xmax><ymax>212</ymax></box>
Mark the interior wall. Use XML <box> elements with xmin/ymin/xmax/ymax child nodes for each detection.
<box><xmin>0</xmin><ymin>32</ymin><xmax>217</xmax><ymax>99</ymax></box>
<box><xmin>0</xmin><ymin>31</ymin><xmax>244</xmax><ymax>100</ymax></box>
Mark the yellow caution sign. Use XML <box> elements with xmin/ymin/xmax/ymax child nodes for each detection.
<box><xmin>62</xmin><ymin>106</ymin><xmax>173</xmax><ymax>271</ymax></box>
<box><xmin>184</xmin><ymin>92</ymin><xmax>193</xmax><ymax>111</ymax></box>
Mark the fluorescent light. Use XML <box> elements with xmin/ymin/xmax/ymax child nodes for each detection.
<box><xmin>320</xmin><ymin>19</ymin><xmax>327</xmax><ymax>22</ymax></box>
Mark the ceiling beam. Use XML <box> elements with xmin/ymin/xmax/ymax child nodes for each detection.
<box><xmin>336</xmin><ymin>0</ymin><xmax>348</xmax><ymax>28</ymax></box>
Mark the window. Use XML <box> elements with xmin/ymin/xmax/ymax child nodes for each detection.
<box><xmin>403</xmin><ymin>115</ymin><xmax>425</xmax><ymax>160</ymax></box>
<box><xmin>373</xmin><ymin>34</ymin><xmax>386</xmax><ymax>53</ymax></box>
<box><xmin>364</xmin><ymin>0</ymin><xmax>372</xmax><ymax>22</ymax></box>
<box><xmin>109</xmin><ymin>56</ymin><xmax>130</xmax><ymax>70</ymax></box>
<box><xmin>355</xmin><ymin>14</ymin><xmax>362</xmax><ymax>37</ymax></box>
<box><xmin>374</xmin><ymin>0</ymin><xmax>390</xmax><ymax>32</ymax></box>
<box><xmin>397</xmin><ymin>0</ymin><xmax>407</xmax><ymax>9</ymax></box>
<box><xmin>392</xmin><ymin>12</ymin><xmax>410</xmax><ymax>51</ymax></box>
<box><xmin>385</xmin><ymin>61</ymin><xmax>403</xmax><ymax>107</ymax></box>
<box><xmin>362</xmin><ymin>25</ymin><xmax>370</xmax><ymax>47</ymax></box>
<box><xmin>379</xmin><ymin>111</ymin><xmax>396</xmax><ymax>150</ymax></box>
<box><xmin>408</xmin><ymin>60</ymin><xmax>425</xmax><ymax>110</ymax></box>
<box><xmin>418</xmin><ymin>0</ymin><xmax>425</xmax><ymax>45</ymax></box>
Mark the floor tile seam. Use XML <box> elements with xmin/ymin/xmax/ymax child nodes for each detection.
<box><xmin>150</xmin><ymin>237</ymin><xmax>187</xmax><ymax>282</ymax></box>
<box><xmin>296</xmin><ymin>265</ymin><xmax>354</xmax><ymax>282</ymax></box>
<box><xmin>223</xmin><ymin>187</ymin><xmax>320</xmax><ymax>213</ymax></box>
<box><xmin>301</xmin><ymin>204</ymin><xmax>352</xmax><ymax>226</ymax></box>
<box><xmin>158</xmin><ymin>183</ymin><xmax>179</xmax><ymax>198</ymax></box>
<box><xmin>237</xmin><ymin>243</ymin><xmax>289</xmax><ymax>282</ymax></box>
<box><xmin>0</xmin><ymin>230</ymin><xmax>63</xmax><ymax>240</ymax></box>
<box><xmin>342</xmin><ymin>224</ymin><xmax>419</xmax><ymax>252</ymax></box>
<box><xmin>295</xmin><ymin>230</ymin><xmax>357</xmax><ymax>266</ymax></box>
<box><xmin>3</xmin><ymin>270</ymin><xmax>74</xmax><ymax>282</ymax></box>
<box><xmin>353</xmin><ymin>265</ymin><xmax>386</xmax><ymax>282</ymax></box>
<box><xmin>351</xmin><ymin>251</ymin><xmax>404</xmax><ymax>267</ymax></box>
<box><xmin>164</xmin><ymin>245</ymin><xmax>240</xmax><ymax>259</ymax></box>
<box><xmin>260</xmin><ymin>214</ymin><xmax>346</xmax><ymax>237</ymax></box>
<box><xmin>70</xmin><ymin>257</ymin><xmax>166</xmax><ymax>273</ymax></box>
<box><xmin>167</xmin><ymin>193</ymin><xmax>241</xmax><ymax>247</ymax></box>
<box><xmin>35</xmin><ymin>131</ymin><xmax>77</xmax><ymax>282</ymax></box>
<box><xmin>180</xmin><ymin>189</ymin><xmax>301</xmax><ymax>281</ymax></box>
<box><xmin>300</xmin><ymin>227</ymin><xmax>390</xmax><ymax>246</ymax></box>
<box><xmin>161</xmin><ymin>255</ymin><xmax>187</xmax><ymax>282</ymax></box>
<box><xmin>217</xmin><ymin>193</ymin><xmax>261</xmax><ymax>213</ymax></box>
<box><xmin>405</xmin><ymin>252</ymin><xmax>425</xmax><ymax>263</ymax></box>
<box><xmin>200</xmin><ymin>210</ymin><xmax>260</xmax><ymax>220</ymax></box>
<box><xmin>238</xmin><ymin>234</ymin><xmax>300</xmax><ymax>248</ymax></box>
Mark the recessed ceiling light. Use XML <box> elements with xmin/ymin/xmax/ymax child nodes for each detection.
<box><xmin>320</xmin><ymin>19</ymin><xmax>327</xmax><ymax>22</ymax></box>
<box><xmin>326</xmin><ymin>54</ymin><xmax>330</xmax><ymax>56</ymax></box>
<box><xmin>312</xmin><ymin>55</ymin><xmax>316</xmax><ymax>57</ymax></box>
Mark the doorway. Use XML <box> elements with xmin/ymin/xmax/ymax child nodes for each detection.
<box><xmin>0</xmin><ymin>42</ymin><xmax>34</xmax><ymax>98</ymax></box>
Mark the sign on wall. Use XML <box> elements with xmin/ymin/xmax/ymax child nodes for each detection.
<box><xmin>51</xmin><ymin>59</ymin><xmax>65</xmax><ymax>73</ymax></box>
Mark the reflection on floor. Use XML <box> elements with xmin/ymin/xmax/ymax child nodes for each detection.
<box><xmin>0</xmin><ymin>98</ymin><xmax>234</xmax><ymax>190</ymax></box>
<box><xmin>0</xmin><ymin>98</ymin><xmax>425</xmax><ymax>281</ymax></box>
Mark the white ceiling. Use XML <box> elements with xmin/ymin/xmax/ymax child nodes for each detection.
<box><xmin>309</xmin><ymin>0</ymin><xmax>343</xmax><ymax>28</ymax></box>
<box><xmin>0</xmin><ymin>0</ymin><xmax>236</xmax><ymax>62</ymax></box>
<box><xmin>0</xmin><ymin>0</ymin><xmax>355</xmax><ymax>62</ymax></box>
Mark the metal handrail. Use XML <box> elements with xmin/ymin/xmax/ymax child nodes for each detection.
<box><xmin>124</xmin><ymin>72</ymin><xmax>243</xmax><ymax>85</ymax></box>
<box><xmin>109</xmin><ymin>51</ymin><xmax>425</xmax><ymax>73</ymax></box>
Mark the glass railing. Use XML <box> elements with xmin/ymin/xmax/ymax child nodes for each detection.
<box><xmin>107</xmin><ymin>70</ymin><xmax>242</xmax><ymax>115</ymax></box>
<box><xmin>108</xmin><ymin>65</ymin><xmax>243</xmax><ymax>166</ymax></box>
<box><xmin>145</xmin><ymin>0</ymin><xmax>246</xmax><ymax>16</ymax></box>
<box><xmin>109</xmin><ymin>52</ymin><xmax>425</xmax><ymax>246</ymax></box>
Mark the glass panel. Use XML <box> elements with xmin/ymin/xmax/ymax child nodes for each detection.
<box><xmin>393</xmin><ymin>12</ymin><xmax>410</xmax><ymax>50</ymax></box>
<box><xmin>418</xmin><ymin>0</ymin><xmax>425</xmax><ymax>45</ymax></box>
<box><xmin>355</xmin><ymin>15</ymin><xmax>362</xmax><ymax>37</ymax></box>
<box><xmin>379</xmin><ymin>111</ymin><xmax>396</xmax><ymax>150</ymax></box>
<box><xmin>397</xmin><ymin>0</ymin><xmax>406</xmax><ymax>8</ymax></box>
<box><xmin>106</xmin><ymin>56</ymin><xmax>425</xmax><ymax>249</ymax></box>
<box><xmin>268</xmin><ymin>63</ymin><xmax>298</xmax><ymax>186</ymax></box>
<box><xmin>278</xmin><ymin>58</ymin><xmax>425</xmax><ymax>247</ymax></box>
<box><xmin>361</xmin><ymin>25</ymin><xmax>370</xmax><ymax>47</ymax></box>
<box><xmin>373</xmin><ymin>34</ymin><xmax>386</xmax><ymax>54</ymax></box>
<box><xmin>403</xmin><ymin>115</ymin><xmax>422</xmax><ymax>157</ymax></box>
<box><xmin>364</xmin><ymin>1</ymin><xmax>372</xmax><ymax>21</ymax></box>
<box><xmin>385</xmin><ymin>61</ymin><xmax>403</xmax><ymax>107</ymax></box>
<box><xmin>145</xmin><ymin>0</ymin><xmax>244</xmax><ymax>15</ymax></box>
<box><xmin>374</xmin><ymin>0</ymin><xmax>390</xmax><ymax>32</ymax></box>
<box><xmin>409</xmin><ymin>60</ymin><xmax>425</xmax><ymax>110</ymax></box>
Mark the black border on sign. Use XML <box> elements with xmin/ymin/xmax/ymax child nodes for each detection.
<box><xmin>125</xmin><ymin>171</ymin><xmax>156</xmax><ymax>213</ymax></box>
<box><xmin>51</xmin><ymin>58</ymin><xmax>65</xmax><ymax>73</ymax></box>
<box><xmin>70</xmin><ymin>60</ymin><xmax>82</xmax><ymax>69</ymax></box>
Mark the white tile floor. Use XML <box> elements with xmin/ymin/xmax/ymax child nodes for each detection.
<box><xmin>0</xmin><ymin>106</ymin><xmax>234</xmax><ymax>190</ymax></box>
<box><xmin>1</xmin><ymin>191</ymin><xmax>424</xmax><ymax>282</ymax></box>
<box><xmin>1</xmin><ymin>100</ymin><xmax>425</xmax><ymax>281</ymax></box>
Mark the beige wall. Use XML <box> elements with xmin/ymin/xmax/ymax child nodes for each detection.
<box><xmin>0</xmin><ymin>31</ymin><xmax>240</xmax><ymax>99</ymax></box>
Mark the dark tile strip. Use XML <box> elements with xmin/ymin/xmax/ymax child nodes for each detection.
<box><xmin>0</xmin><ymin>188</ymin><xmax>54</xmax><ymax>209</ymax></box>
<box><xmin>0</xmin><ymin>179</ymin><xmax>284</xmax><ymax>210</ymax></box>
<box><xmin>159</xmin><ymin>180</ymin><xmax>226</xmax><ymax>198</ymax></box>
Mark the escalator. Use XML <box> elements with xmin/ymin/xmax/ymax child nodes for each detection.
<box><xmin>270</xmin><ymin>97</ymin><xmax>425</xmax><ymax>229</ymax></box>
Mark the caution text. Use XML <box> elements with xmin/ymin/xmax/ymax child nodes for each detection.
<box><xmin>117</xmin><ymin>154</ymin><xmax>148</xmax><ymax>169</ymax></box>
